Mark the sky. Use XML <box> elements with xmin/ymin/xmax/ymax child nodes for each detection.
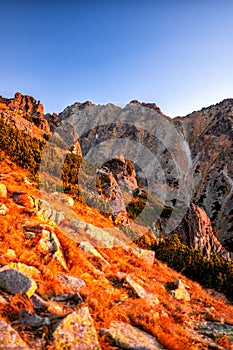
<box><xmin>1</xmin><ymin>0</ymin><xmax>233</xmax><ymax>117</ymax></box>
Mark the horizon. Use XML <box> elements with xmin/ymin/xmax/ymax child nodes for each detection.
<box><xmin>1</xmin><ymin>1</ymin><xmax>233</xmax><ymax>117</ymax></box>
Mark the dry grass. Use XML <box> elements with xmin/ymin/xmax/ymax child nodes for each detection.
<box><xmin>0</xmin><ymin>155</ymin><xmax>233</xmax><ymax>349</ymax></box>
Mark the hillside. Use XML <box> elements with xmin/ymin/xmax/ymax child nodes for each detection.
<box><xmin>0</xmin><ymin>93</ymin><xmax>233</xmax><ymax>349</ymax></box>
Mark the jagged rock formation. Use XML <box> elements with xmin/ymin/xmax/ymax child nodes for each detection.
<box><xmin>0</xmin><ymin>92</ymin><xmax>50</xmax><ymax>135</ymax></box>
<box><xmin>174</xmin><ymin>203</ymin><xmax>230</xmax><ymax>259</ymax></box>
<box><xmin>173</xmin><ymin>99</ymin><xmax>233</xmax><ymax>252</ymax></box>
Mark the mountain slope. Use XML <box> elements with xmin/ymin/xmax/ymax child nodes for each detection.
<box><xmin>174</xmin><ymin>99</ymin><xmax>233</xmax><ymax>252</ymax></box>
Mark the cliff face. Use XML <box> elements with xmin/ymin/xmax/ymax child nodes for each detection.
<box><xmin>175</xmin><ymin>203</ymin><xmax>230</xmax><ymax>260</ymax></box>
<box><xmin>173</xmin><ymin>99</ymin><xmax>233</xmax><ymax>252</ymax></box>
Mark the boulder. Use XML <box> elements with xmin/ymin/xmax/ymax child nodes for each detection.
<box><xmin>124</xmin><ymin>246</ymin><xmax>155</xmax><ymax>265</ymax></box>
<box><xmin>0</xmin><ymin>203</ymin><xmax>9</xmax><ymax>215</ymax></box>
<box><xmin>4</xmin><ymin>249</ymin><xmax>17</xmax><ymax>260</ymax></box>
<box><xmin>13</xmin><ymin>312</ymin><xmax>50</xmax><ymax>328</ymax></box>
<box><xmin>61</xmin><ymin>196</ymin><xmax>74</xmax><ymax>207</ymax></box>
<box><xmin>0</xmin><ymin>183</ymin><xmax>7</xmax><ymax>198</ymax></box>
<box><xmin>166</xmin><ymin>279</ymin><xmax>190</xmax><ymax>301</ymax></box>
<box><xmin>195</xmin><ymin>321</ymin><xmax>233</xmax><ymax>344</ymax></box>
<box><xmin>0</xmin><ymin>319</ymin><xmax>30</xmax><ymax>349</ymax></box>
<box><xmin>100</xmin><ymin>321</ymin><xmax>165</xmax><ymax>349</ymax></box>
<box><xmin>39</xmin><ymin>229</ymin><xmax>68</xmax><ymax>270</ymax></box>
<box><xmin>57</xmin><ymin>273</ymin><xmax>86</xmax><ymax>293</ymax></box>
<box><xmin>79</xmin><ymin>241</ymin><xmax>110</xmax><ymax>266</ymax></box>
<box><xmin>11</xmin><ymin>191</ymin><xmax>34</xmax><ymax>208</ymax></box>
<box><xmin>53</xmin><ymin>307</ymin><xmax>101</xmax><ymax>349</ymax></box>
<box><xmin>0</xmin><ymin>266</ymin><xmax>37</xmax><ymax>297</ymax></box>
<box><xmin>125</xmin><ymin>275</ymin><xmax>159</xmax><ymax>306</ymax></box>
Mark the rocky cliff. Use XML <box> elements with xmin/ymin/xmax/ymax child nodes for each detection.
<box><xmin>173</xmin><ymin>99</ymin><xmax>233</xmax><ymax>252</ymax></box>
<box><xmin>0</xmin><ymin>92</ymin><xmax>50</xmax><ymax>135</ymax></box>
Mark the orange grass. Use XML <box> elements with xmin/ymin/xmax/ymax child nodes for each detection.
<box><xmin>0</xmin><ymin>155</ymin><xmax>233</xmax><ymax>349</ymax></box>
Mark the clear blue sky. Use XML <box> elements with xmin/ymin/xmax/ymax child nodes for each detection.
<box><xmin>1</xmin><ymin>1</ymin><xmax>233</xmax><ymax>117</ymax></box>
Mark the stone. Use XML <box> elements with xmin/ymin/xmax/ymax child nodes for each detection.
<box><xmin>175</xmin><ymin>203</ymin><xmax>230</xmax><ymax>259</ymax></box>
<box><xmin>14</xmin><ymin>313</ymin><xmax>50</xmax><ymax>328</ymax></box>
<box><xmin>184</xmin><ymin>326</ymin><xmax>227</xmax><ymax>350</ymax></box>
<box><xmin>100</xmin><ymin>321</ymin><xmax>165</xmax><ymax>349</ymax></box>
<box><xmin>0</xmin><ymin>266</ymin><xmax>37</xmax><ymax>297</ymax></box>
<box><xmin>195</xmin><ymin>321</ymin><xmax>233</xmax><ymax>343</ymax></box>
<box><xmin>57</xmin><ymin>273</ymin><xmax>86</xmax><ymax>293</ymax></box>
<box><xmin>0</xmin><ymin>319</ymin><xmax>30</xmax><ymax>349</ymax></box>
<box><xmin>61</xmin><ymin>196</ymin><xmax>74</xmax><ymax>207</ymax></box>
<box><xmin>125</xmin><ymin>246</ymin><xmax>155</xmax><ymax>265</ymax></box>
<box><xmin>97</xmin><ymin>167</ymin><xmax>128</xmax><ymax>225</ymax></box>
<box><xmin>11</xmin><ymin>191</ymin><xmax>34</xmax><ymax>208</ymax></box>
<box><xmin>0</xmin><ymin>203</ymin><xmax>8</xmax><ymax>215</ymax></box>
<box><xmin>125</xmin><ymin>275</ymin><xmax>159</xmax><ymax>306</ymax></box>
<box><xmin>79</xmin><ymin>241</ymin><xmax>110</xmax><ymax>266</ymax></box>
<box><xmin>166</xmin><ymin>279</ymin><xmax>190</xmax><ymax>301</ymax></box>
<box><xmin>0</xmin><ymin>183</ymin><xmax>7</xmax><ymax>198</ymax></box>
<box><xmin>39</xmin><ymin>230</ymin><xmax>68</xmax><ymax>270</ymax></box>
<box><xmin>4</xmin><ymin>249</ymin><xmax>17</xmax><ymax>260</ymax></box>
<box><xmin>53</xmin><ymin>307</ymin><xmax>101</xmax><ymax>349</ymax></box>
<box><xmin>0</xmin><ymin>294</ymin><xmax>8</xmax><ymax>306</ymax></box>
<box><xmin>8</xmin><ymin>262</ymin><xmax>41</xmax><ymax>279</ymax></box>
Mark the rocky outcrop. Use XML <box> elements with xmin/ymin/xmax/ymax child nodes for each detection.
<box><xmin>0</xmin><ymin>92</ymin><xmax>50</xmax><ymax>134</ymax></box>
<box><xmin>173</xmin><ymin>99</ymin><xmax>233</xmax><ymax>252</ymax></box>
<box><xmin>97</xmin><ymin>166</ymin><xmax>128</xmax><ymax>225</ymax></box>
<box><xmin>8</xmin><ymin>92</ymin><xmax>44</xmax><ymax>118</ymax></box>
<box><xmin>174</xmin><ymin>203</ymin><xmax>230</xmax><ymax>259</ymax></box>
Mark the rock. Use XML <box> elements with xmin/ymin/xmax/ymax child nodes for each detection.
<box><xmin>125</xmin><ymin>275</ymin><xmax>159</xmax><ymax>306</ymax></box>
<box><xmin>57</xmin><ymin>274</ymin><xmax>86</xmax><ymax>293</ymax></box>
<box><xmin>124</xmin><ymin>246</ymin><xmax>155</xmax><ymax>265</ymax></box>
<box><xmin>0</xmin><ymin>203</ymin><xmax>9</xmax><ymax>215</ymax></box>
<box><xmin>61</xmin><ymin>196</ymin><xmax>74</xmax><ymax>207</ymax></box>
<box><xmin>100</xmin><ymin>321</ymin><xmax>165</xmax><ymax>349</ymax></box>
<box><xmin>97</xmin><ymin>166</ymin><xmax>128</xmax><ymax>225</ymax></box>
<box><xmin>184</xmin><ymin>326</ymin><xmax>227</xmax><ymax>350</ymax></box>
<box><xmin>79</xmin><ymin>241</ymin><xmax>110</xmax><ymax>266</ymax></box>
<box><xmin>53</xmin><ymin>307</ymin><xmax>101</xmax><ymax>349</ymax></box>
<box><xmin>195</xmin><ymin>321</ymin><xmax>233</xmax><ymax>343</ymax></box>
<box><xmin>175</xmin><ymin>203</ymin><xmax>230</xmax><ymax>259</ymax></box>
<box><xmin>51</xmin><ymin>293</ymin><xmax>83</xmax><ymax>306</ymax></box>
<box><xmin>14</xmin><ymin>312</ymin><xmax>50</xmax><ymax>328</ymax></box>
<box><xmin>30</xmin><ymin>294</ymin><xmax>48</xmax><ymax>311</ymax></box>
<box><xmin>39</xmin><ymin>229</ymin><xmax>68</xmax><ymax>270</ymax></box>
<box><xmin>7</xmin><ymin>92</ymin><xmax>50</xmax><ymax>133</ymax></box>
<box><xmin>166</xmin><ymin>279</ymin><xmax>190</xmax><ymax>301</ymax></box>
<box><xmin>11</xmin><ymin>191</ymin><xmax>34</xmax><ymax>208</ymax></box>
<box><xmin>173</xmin><ymin>99</ymin><xmax>233</xmax><ymax>251</ymax></box>
<box><xmin>4</xmin><ymin>249</ymin><xmax>17</xmax><ymax>260</ymax></box>
<box><xmin>0</xmin><ymin>183</ymin><xmax>7</xmax><ymax>198</ymax></box>
<box><xmin>0</xmin><ymin>266</ymin><xmax>37</xmax><ymax>297</ymax></box>
<box><xmin>31</xmin><ymin>293</ymin><xmax>65</xmax><ymax>315</ymax></box>
<box><xmin>8</xmin><ymin>262</ymin><xmax>41</xmax><ymax>279</ymax></box>
<box><xmin>0</xmin><ymin>294</ymin><xmax>8</xmax><ymax>306</ymax></box>
<box><xmin>0</xmin><ymin>319</ymin><xmax>30</xmax><ymax>349</ymax></box>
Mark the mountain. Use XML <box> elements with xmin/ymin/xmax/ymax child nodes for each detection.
<box><xmin>0</xmin><ymin>93</ymin><xmax>233</xmax><ymax>349</ymax></box>
<box><xmin>174</xmin><ymin>99</ymin><xmax>233</xmax><ymax>252</ymax></box>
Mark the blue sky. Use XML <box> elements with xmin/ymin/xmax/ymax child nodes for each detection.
<box><xmin>1</xmin><ymin>1</ymin><xmax>233</xmax><ymax>117</ymax></box>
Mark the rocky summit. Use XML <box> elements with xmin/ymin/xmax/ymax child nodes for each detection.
<box><xmin>0</xmin><ymin>93</ymin><xmax>233</xmax><ymax>349</ymax></box>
